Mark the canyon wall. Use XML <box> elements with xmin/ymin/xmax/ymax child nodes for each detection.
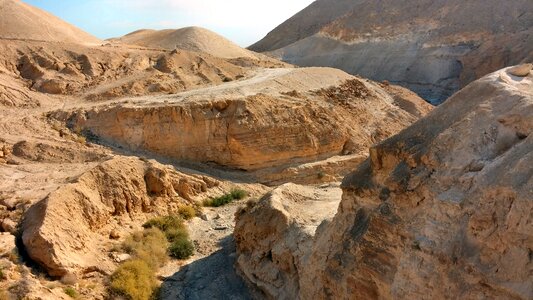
<box><xmin>235</xmin><ymin>66</ymin><xmax>533</xmax><ymax>299</ymax></box>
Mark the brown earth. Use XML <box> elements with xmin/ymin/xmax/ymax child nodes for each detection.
<box><xmin>234</xmin><ymin>66</ymin><xmax>533</xmax><ymax>299</ymax></box>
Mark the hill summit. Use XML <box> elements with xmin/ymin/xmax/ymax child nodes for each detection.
<box><xmin>114</xmin><ymin>26</ymin><xmax>257</xmax><ymax>59</ymax></box>
<box><xmin>0</xmin><ymin>0</ymin><xmax>101</xmax><ymax>44</ymax></box>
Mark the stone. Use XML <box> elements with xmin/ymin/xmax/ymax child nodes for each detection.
<box><xmin>109</xmin><ymin>230</ymin><xmax>120</xmax><ymax>240</ymax></box>
<box><xmin>110</xmin><ymin>253</ymin><xmax>131</xmax><ymax>263</ymax></box>
<box><xmin>508</xmin><ymin>63</ymin><xmax>532</xmax><ymax>77</ymax></box>
<box><xmin>1</xmin><ymin>219</ymin><xmax>17</xmax><ymax>234</ymax></box>
<box><xmin>0</xmin><ymin>232</ymin><xmax>15</xmax><ymax>254</ymax></box>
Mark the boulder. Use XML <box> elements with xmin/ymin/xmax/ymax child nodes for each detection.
<box><xmin>509</xmin><ymin>63</ymin><xmax>532</xmax><ymax>77</ymax></box>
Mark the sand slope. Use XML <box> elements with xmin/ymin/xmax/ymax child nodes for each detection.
<box><xmin>114</xmin><ymin>26</ymin><xmax>257</xmax><ymax>59</ymax></box>
<box><xmin>0</xmin><ymin>0</ymin><xmax>101</xmax><ymax>44</ymax></box>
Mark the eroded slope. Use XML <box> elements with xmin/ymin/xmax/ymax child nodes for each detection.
<box><xmin>235</xmin><ymin>66</ymin><xmax>533</xmax><ymax>299</ymax></box>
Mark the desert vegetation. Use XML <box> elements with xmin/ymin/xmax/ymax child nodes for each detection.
<box><xmin>203</xmin><ymin>189</ymin><xmax>248</xmax><ymax>207</ymax></box>
<box><xmin>111</xmin><ymin>214</ymin><xmax>195</xmax><ymax>299</ymax></box>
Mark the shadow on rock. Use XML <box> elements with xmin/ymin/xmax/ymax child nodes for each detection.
<box><xmin>160</xmin><ymin>235</ymin><xmax>252</xmax><ymax>300</ymax></box>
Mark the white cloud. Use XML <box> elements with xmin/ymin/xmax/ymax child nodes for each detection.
<box><xmin>105</xmin><ymin>0</ymin><xmax>314</xmax><ymax>45</ymax></box>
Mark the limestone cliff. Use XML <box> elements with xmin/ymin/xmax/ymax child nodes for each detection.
<box><xmin>251</xmin><ymin>0</ymin><xmax>533</xmax><ymax>103</ymax></box>
<box><xmin>234</xmin><ymin>66</ymin><xmax>533</xmax><ymax>299</ymax></box>
<box><xmin>61</xmin><ymin>68</ymin><xmax>431</xmax><ymax>178</ymax></box>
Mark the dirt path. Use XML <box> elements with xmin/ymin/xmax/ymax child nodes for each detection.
<box><xmin>159</xmin><ymin>201</ymin><xmax>256</xmax><ymax>300</ymax></box>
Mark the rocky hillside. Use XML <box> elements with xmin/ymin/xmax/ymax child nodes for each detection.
<box><xmin>235</xmin><ymin>65</ymin><xmax>533</xmax><ymax>299</ymax></box>
<box><xmin>113</xmin><ymin>27</ymin><xmax>257</xmax><ymax>59</ymax></box>
<box><xmin>60</xmin><ymin>67</ymin><xmax>431</xmax><ymax>183</ymax></box>
<box><xmin>251</xmin><ymin>0</ymin><xmax>533</xmax><ymax>103</ymax></box>
<box><xmin>0</xmin><ymin>0</ymin><xmax>101</xmax><ymax>44</ymax></box>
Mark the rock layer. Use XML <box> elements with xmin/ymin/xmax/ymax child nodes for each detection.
<box><xmin>252</xmin><ymin>0</ymin><xmax>533</xmax><ymax>103</ymax></box>
<box><xmin>62</xmin><ymin>68</ymin><xmax>432</xmax><ymax>174</ymax></box>
<box><xmin>234</xmin><ymin>67</ymin><xmax>533</xmax><ymax>299</ymax></box>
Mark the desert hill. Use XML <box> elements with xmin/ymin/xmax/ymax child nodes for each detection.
<box><xmin>251</xmin><ymin>0</ymin><xmax>533</xmax><ymax>103</ymax></box>
<box><xmin>0</xmin><ymin>40</ymin><xmax>248</xmax><ymax>103</ymax></box>
<box><xmin>0</xmin><ymin>2</ymin><xmax>435</xmax><ymax>299</ymax></box>
<box><xmin>235</xmin><ymin>65</ymin><xmax>533</xmax><ymax>299</ymax></box>
<box><xmin>0</xmin><ymin>0</ymin><xmax>101</xmax><ymax>44</ymax></box>
<box><xmin>1</xmin><ymin>1</ymin><xmax>530</xmax><ymax>300</ymax></box>
<box><xmin>113</xmin><ymin>27</ymin><xmax>257</xmax><ymax>59</ymax></box>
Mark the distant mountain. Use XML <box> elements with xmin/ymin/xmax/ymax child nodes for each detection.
<box><xmin>0</xmin><ymin>0</ymin><xmax>101</xmax><ymax>44</ymax></box>
<box><xmin>250</xmin><ymin>0</ymin><xmax>533</xmax><ymax>103</ymax></box>
<box><xmin>112</xmin><ymin>26</ymin><xmax>257</xmax><ymax>59</ymax></box>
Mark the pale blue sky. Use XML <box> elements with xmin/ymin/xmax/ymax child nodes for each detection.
<box><xmin>24</xmin><ymin>0</ymin><xmax>315</xmax><ymax>47</ymax></box>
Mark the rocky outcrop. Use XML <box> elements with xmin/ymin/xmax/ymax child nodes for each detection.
<box><xmin>12</xmin><ymin>140</ymin><xmax>108</xmax><ymax>163</ymax></box>
<box><xmin>252</xmin><ymin>0</ymin><xmax>533</xmax><ymax>103</ymax></box>
<box><xmin>0</xmin><ymin>40</ymin><xmax>247</xmax><ymax>101</ymax></box>
<box><xmin>21</xmin><ymin>157</ymin><xmax>219</xmax><ymax>277</ymax></box>
<box><xmin>234</xmin><ymin>183</ymin><xmax>341</xmax><ymax>299</ymax></box>
<box><xmin>63</xmin><ymin>68</ymin><xmax>432</xmax><ymax>176</ymax></box>
<box><xmin>234</xmin><ymin>66</ymin><xmax>533</xmax><ymax>299</ymax></box>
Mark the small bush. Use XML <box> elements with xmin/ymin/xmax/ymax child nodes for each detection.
<box><xmin>165</xmin><ymin>227</ymin><xmax>189</xmax><ymax>243</ymax></box>
<box><xmin>122</xmin><ymin>228</ymin><xmax>168</xmax><ymax>269</ymax></box>
<box><xmin>64</xmin><ymin>287</ymin><xmax>78</xmax><ymax>298</ymax></box>
<box><xmin>230</xmin><ymin>189</ymin><xmax>248</xmax><ymax>200</ymax></box>
<box><xmin>143</xmin><ymin>215</ymin><xmax>184</xmax><ymax>232</ymax></box>
<box><xmin>110</xmin><ymin>259</ymin><xmax>157</xmax><ymax>300</ymax></box>
<box><xmin>177</xmin><ymin>205</ymin><xmax>196</xmax><ymax>220</ymax></box>
<box><xmin>203</xmin><ymin>189</ymin><xmax>248</xmax><ymax>207</ymax></box>
<box><xmin>168</xmin><ymin>237</ymin><xmax>194</xmax><ymax>259</ymax></box>
<box><xmin>0</xmin><ymin>269</ymin><xmax>5</xmax><ymax>281</ymax></box>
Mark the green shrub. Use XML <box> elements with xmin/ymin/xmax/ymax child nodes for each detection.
<box><xmin>168</xmin><ymin>237</ymin><xmax>194</xmax><ymax>259</ymax></box>
<box><xmin>0</xmin><ymin>269</ymin><xmax>4</xmax><ymax>281</ymax></box>
<box><xmin>177</xmin><ymin>205</ymin><xmax>196</xmax><ymax>220</ymax></box>
<box><xmin>203</xmin><ymin>189</ymin><xmax>248</xmax><ymax>207</ymax></box>
<box><xmin>64</xmin><ymin>287</ymin><xmax>78</xmax><ymax>298</ymax></box>
<box><xmin>110</xmin><ymin>259</ymin><xmax>157</xmax><ymax>300</ymax></box>
<box><xmin>165</xmin><ymin>227</ymin><xmax>189</xmax><ymax>242</ymax></box>
<box><xmin>122</xmin><ymin>228</ymin><xmax>168</xmax><ymax>269</ymax></box>
<box><xmin>230</xmin><ymin>189</ymin><xmax>248</xmax><ymax>200</ymax></box>
<box><xmin>143</xmin><ymin>215</ymin><xmax>184</xmax><ymax>232</ymax></box>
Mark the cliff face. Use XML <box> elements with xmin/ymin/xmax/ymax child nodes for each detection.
<box><xmin>251</xmin><ymin>0</ymin><xmax>533</xmax><ymax>103</ymax></box>
<box><xmin>234</xmin><ymin>66</ymin><xmax>533</xmax><ymax>299</ymax></box>
<box><xmin>62</xmin><ymin>67</ymin><xmax>431</xmax><ymax>175</ymax></box>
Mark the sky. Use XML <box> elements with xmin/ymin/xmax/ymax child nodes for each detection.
<box><xmin>24</xmin><ymin>0</ymin><xmax>315</xmax><ymax>47</ymax></box>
